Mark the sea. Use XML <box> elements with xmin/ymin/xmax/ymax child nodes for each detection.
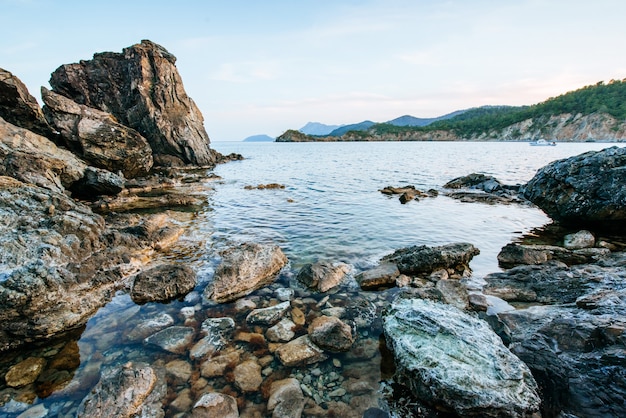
<box><xmin>0</xmin><ymin>141</ymin><xmax>618</xmax><ymax>417</ymax></box>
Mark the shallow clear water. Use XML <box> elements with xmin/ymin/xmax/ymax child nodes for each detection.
<box><xmin>0</xmin><ymin>141</ymin><xmax>616</xmax><ymax>417</ymax></box>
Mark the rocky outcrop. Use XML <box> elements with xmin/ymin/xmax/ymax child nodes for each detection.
<box><xmin>204</xmin><ymin>242</ymin><xmax>288</xmax><ymax>303</ymax></box>
<box><xmin>383</xmin><ymin>296</ymin><xmax>541</xmax><ymax>417</ymax></box>
<box><xmin>0</xmin><ymin>116</ymin><xmax>86</xmax><ymax>192</ymax></box>
<box><xmin>49</xmin><ymin>40</ymin><xmax>218</xmax><ymax>166</ymax></box>
<box><xmin>42</xmin><ymin>87</ymin><xmax>153</xmax><ymax>178</ymax></box>
<box><xmin>443</xmin><ymin>173</ymin><xmax>525</xmax><ymax>205</ymax></box>
<box><xmin>497</xmin><ymin>242</ymin><xmax>609</xmax><ymax>268</ymax></box>
<box><xmin>522</xmin><ymin>146</ymin><xmax>626</xmax><ymax>227</ymax></box>
<box><xmin>0</xmin><ymin>68</ymin><xmax>54</xmax><ymax>138</ymax></box>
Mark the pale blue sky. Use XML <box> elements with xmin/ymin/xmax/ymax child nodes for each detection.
<box><xmin>2</xmin><ymin>0</ymin><xmax>626</xmax><ymax>141</ymax></box>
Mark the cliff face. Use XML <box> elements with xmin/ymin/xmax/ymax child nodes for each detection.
<box><xmin>49</xmin><ymin>40</ymin><xmax>218</xmax><ymax>166</ymax></box>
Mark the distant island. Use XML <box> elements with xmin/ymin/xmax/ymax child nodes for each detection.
<box><xmin>243</xmin><ymin>134</ymin><xmax>275</xmax><ymax>142</ymax></box>
<box><xmin>278</xmin><ymin>79</ymin><xmax>626</xmax><ymax>142</ymax></box>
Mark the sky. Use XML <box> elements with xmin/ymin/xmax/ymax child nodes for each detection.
<box><xmin>2</xmin><ymin>0</ymin><xmax>626</xmax><ymax>141</ymax></box>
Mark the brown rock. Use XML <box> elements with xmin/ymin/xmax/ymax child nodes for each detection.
<box><xmin>295</xmin><ymin>261</ymin><xmax>349</xmax><ymax>292</ymax></box>
<box><xmin>355</xmin><ymin>262</ymin><xmax>400</xmax><ymax>290</ymax></box>
<box><xmin>267</xmin><ymin>378</ymin><xmax>306</xmax><ymax>418</ymax></box>
<box><xmin>308</xmin><ymin>316</ymin><xmax>354</xmax><ymax>352</ymax></box>
<box><xmin>201</xmin><ymin>350</ymin><xmax>241</xmax><ymax>378</ymax></box>
<box><xmin>41</xmin><ymin>87</ymin><xmax>153</xmax><ymax>178</ymax></box>
<box><xmin>49</xmin><ymin>40</ymin><xmax>219</xmax><ymax>166</ymax></box>
<box><xmin>5</xmin><ymin>357</ymin><xmax>47</xmax><ymax>387</ymax></box>
<box><xmin>192</xmin><ymin>392</ymin><xmax>239</xmax><ymax>418</ymax></box>
<box><xmin>275</xmin><ymin>335</ymin><xmax>327</xmax><ymax>367</ymax></box>
<box><xmin>233</xmin><ymin>359</ymin><xmax>263</xmax><ymax>392</ymax></box>
<box><xmin>131</xmin><ymin>264</ymin><xmax>196</xmax><ymax>304</ymax></box>
<box><xmin>205</xmin><ymin>242</ymin><xmax>288</xmax><ymax>303</ymax></box>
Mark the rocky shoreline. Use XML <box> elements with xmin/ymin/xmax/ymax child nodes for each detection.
<box><xmin>1</xmin><ymin>41</ymin><xmax>626</xmax><ymax>418</ymax></box>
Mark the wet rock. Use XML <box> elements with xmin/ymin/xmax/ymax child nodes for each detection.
<box><xmin>308</xmin><ymin>316</ymin><xmax>354</xmax><ymax>352</ymax></box>
<box><xmin>522</xmin><ymin>146</ymin><xmax>626</xmax><ymax>227</ymax></box>
<box><xmin>355</xmin><ymin>262</ymin><xmax>400</xmax><ymax>290</ymax></box>
<box><xmin>5</xmin><ymin>357</ymin><xmax>46</xmax><ymax>387</ymax></box>
<box><xmin>435</xmin><ymin>279</ymin><xmax>469</xmax><ymax>310</ymax></box>
<box><xmin>41</xmin><ymin>87</ymin><xmax>153</xmax><ymax>178</ymax></box>
<box><xmin>144</xmin><ymin>326</ymin><xmax>194</xmax><ymax>354</ymax></box>
<box><xmin>130</xmin><ymin>264</ymin><xmax>196</xmax><ymax>304</ymax></box>
<box><xmin>15</xmin><ymin>404</ymin><xmax>48</xmax><ymax>418</ymax></box>
<box><xmin>192</xmin><ymin>392</ymin><xmax>239</xmax><ymax>418</ymax></box>
<box><xmin>205</xmin><ymin>242</ymin><xmax>288</xmax><ymax>303</ymax></box>
<box><xmin>234</xmin><ymin>359</ymin><xmax>263</xmax><ymax>392</ymax></box>
<box><xmin>165</xmin><ymin>359</ymin><xmax>192</xmax><ymax>382</ymax></box>
<box><xmin>266</xmin><ymin>318</ymin><xmax>296</xmax><ymax>342</ymax></box>
<box><xmin>0</xmin><ymin>68</ymin><xmax>54</xmax><ymax>138</ymax></box>
<box><xmin>291</xmin><ymin>306</ymin><xmax>306</xmax><ymax>326</ymax></box>
<box><xmin>200</xmin><ymin>349</ymin><xmax>241</xmax><ymax>378</ymax></box>
<box><xmin>126</xmin><ymin>313</ymin><xmax>174</xmax><ymax>341</ymax></box>
<box><xmin>382</xmin><ymin>242</ymin><xmax>479</xmax><ymax>276</ymax></box>
<box><xmin>48</xmin><ymin>340</ymin><xmax>81</xmax><ymax>370</ymax></box>
<box><xmin>49</xmin><ymin>40</ymin><xmax>219</xmax><ymax>167</ymax></box>
<box><xmin>244</xmin><ymin>183</ymin><xmax>285</xmax><ymax>190</ymax></box>
<box><xmin>275</xmin><ymin>335</ymin><xmax>328</xmax><ymax>367</ymax></box>
<box><xmin>497</xmin><ymin>243</ymin><xmax>609</xmax><ymax>268</ymax></box>
<box><xmin>444</xmin><ymin>173</ymin><xmax>503</xmax><ymax>192</ymax></box>
<box><xmin>383</xmin><ymin>296</ymin><xmax>540</xmax><ymax>417</ymax></box>
<box><xmin>247</xmin><ymin>301</ymin><xmax>291</xmax><ymax>326</ymax></box>
<box><xmin>267</xmin><ymin>378</ymin><xmax>306</xmax><ymax>418</ymax></box>
<box><xmin>563</xmin><ymin>229</ymin><xmax>596</xmax><ymax>249</ymax></box>
<box><xmin>295</xmin><ymin>261</ymin><xmax>349</xmax><ymax>292</ymax></box>
<box><xmin>0</xmin><ymin>117</ymin><xmax>86</xmax><ymax>192</ymax></box>
<box><xmin>69</xmin><ymin>166</ymin><xmax>124</xmax><ymax>199</ymax></box>
<box><xmin>76</xmin><ymin>362</ymin><xmax>160</xmax><ymax>418</ymax></box>
<box><xmin>443</xmin><ymin>173</ymin><xmax>523</xmax><ymax>205</ymax></box>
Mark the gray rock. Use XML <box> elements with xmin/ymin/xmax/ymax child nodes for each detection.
<box><xmin>295</xmin><ymin>261</ymin><xmax>349</xmax><ymax>292</ymax></box>
<box><xmin>144</xmin><ymin>326</ymin><xmax>194</xmax><ymax>354</ymax></box>
<box><xmin>49</xmin><ymin>40</ymin><xmax>219</xmax><ymax>167</ymax></box>
<box><xmin>190</xmin><ymin>317</ymin><xmax>235</xmax><ymax>359</ymax></box>
<box><xmin>0</xmin><ymin>68</ymin><xmax>54</xmax><ymax>138</ymax></box>
<box><xmin>383</xmin><ymin>296</ymin><xmax>540</xmax><ymax>417</ymax></box>
<box><xmin>70</xmin><ymin>166</ymin><xmax>124</xmax><ymax>198</ymax></box>
<box><xmin>192</xmin><ymin>392</ymin><xmax>239</xmax><ymax>418</ymax></box>
<box><xmin>247</xmin><ymin>301</ymin><xmax>290</xmax><ymax>326</ymax></box>
<box><xmin>76</xmin><ymin>362</ymin><xmax>162</xmax><ymax>418</ymax></box>
<box><xmin>267</xmin><ymin>378</ymin><xmax>305</xmax><ymax>418</ymax></box>
<box><xmin>497</xmin><ymin>243</ymin><xmax>609</xmax><ymax>268</ymax></box>
<box><xmin>41</xmin><ymin>87</ymin><xmax>153</xmax><ymax>178</ymax></box>
<box><xmin>382</xmin><ymin>242</ymin><xmax>480</xmax><ymax>276</ymax></box>
<box><xmin>266</xmin><ymin>318</ymin><xmax>296</xmax><ymax>342</ymax></box>
<box><xmin>205</xmin><ymin>242</ymin><xmax>288</xmax><ymax>303</ymax></box>
<box><xmin>563</xmin><ymin>230</ymin><xmax>596</xmax><ymax>249</ymax></box>
<box><xmin>522</xmin><ymin>146</ymin><xmax>626</xmax><ymax>226</ymax></box>
<box><xmin>126</xmin><ymin>313</ymin><xmax>174</xmax><ymax>341</ymax></box>
<box><xmin>131</xmin><ymin>264</ymin><xmax>196</xmax><ymax>304</ymax></box>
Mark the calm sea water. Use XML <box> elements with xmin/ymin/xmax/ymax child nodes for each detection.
<box><xmin>0</xmin><ymin>141</ymin><xmax>616</xmax><ymax>417</ymax></box>
<box><xmin>206</xmin><ymin>141</ymin><xmax>612</xmax><ymax>277</ymax></box>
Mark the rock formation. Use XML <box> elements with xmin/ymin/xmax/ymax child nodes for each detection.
<box><xmin>0</xmin><ymin>67</ymin><xmax>54</xmax><ymax>138</ymax></box>
<box><xmin>49</xmin><ymin>40</ymin><xmax>218</xmax><ymax>166</ymax></box>
<box><xmin>42</xmin><ymin>87</ymin><xmax>153</xmax><ymax>178</ymax></box>
<box><xmin>522</xmin><ymin>146</ymin><xmax>626</xmax><ymax>227</ymax></box>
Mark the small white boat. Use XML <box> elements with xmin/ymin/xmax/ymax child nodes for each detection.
<box><xmin>530</xmin><ymin>139</ymin><xmax>557</xmax><ymax>146</ymax></box>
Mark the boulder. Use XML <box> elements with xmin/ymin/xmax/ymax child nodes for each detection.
<box><xmin>383</xmin><ymin>296</ymin><xmax>540</xmax><ymax>417</ymax></box>
<box><xmin>382</xmin><ymin>242</ymin><xmax>479</xmax><ymax>276</ymax></box>
<box><xmin>41</xmin><ymin>87</ymin><xmax>153</xmax><ymax>178</ymax></box>
<box><xmin>130</xmin><ymin>264</ymin><xmax>196</xmax><ymax>304</ymax></box>
<box><xmin>204</xmin><ymin>242</ymin><xmax>288</xmax><ymax>303</ymax></box>
<box><xmin>308</xmin><ymin>315</ymin><xmax>354</xmax><ymax>352</ymax></box>
<box><xmin>355</xmin><ymin>262</ymin><xmax>400</xmax><ymax>290</ymax></box>
<box><xmin>49</xmin><ymin>40</ymin><xmax>219</xmax><ymax>166</ymax></box>
<box><xmin>267</xmin><ymin>378</ymin><xmax>306</xmax><ymax>418</ymax></box>
<box><xmin>443</xmin><ymin>173</ymin><xmax>524</xmax><ymax>205</ymax></box>
<box><xmin>443</xmin><ymin>173</ymin><xmax>503</xmax><ymax>192</ymax></box>
<box><xmin>563</xmin><ymin>229</ymin><xmax>595</xmax><ymax>249</ymax></box>
<box><xmin>70</xmin><ymin>166</ymin><xmax>124</xmax><ymax>199</ymax></box>
<box><xmin>0</xmin><ymin>116</ymin><xmax>86</xmax><ymax>192</ymax></box>
<box><xmin>0</xmin><ymin>68</ymin><xmax>54</xmax><ymax>138</ymax></box>
<box><xmin>295</xmin><ymin>261</ymin><xmax>349</xmax><ymax>292</ymax></box>
<box><xmin>76</xmin><ymin>362</ymin><xmax>163</xmax><ymax>418</ymax></box>
<box><xmin>522</xmin><ymin>146</ymin><xmax>626</xmax><ymax>227</ymax></box>
<box><xmin>192</xmin><ymin>392</ymin><xmax>239</xmax><ymax>418</ymax></box>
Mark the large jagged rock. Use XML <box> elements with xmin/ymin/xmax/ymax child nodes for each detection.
<box><xmin>0</xmin><ymin>68</ymin><xmax>54</xmax><ymax>138</ymax></box>
<box><xmin>204</xmin><ymin>242</ymin><xmax>288</xmax><ymax>303</ymax></box>
<box><xmin>522</xmin><ymin>146</ymin><xmax>626</xmax><ymax>227</ymax></box>
<box><xmin>49</xmin><ymin>40</ymin><xmax>218</xmax><ymax>166</ymax></box>
<box><xmin>130</xmin><ymin>264</ymin><xmax>196</xmax><ymax>304</ymax></box>
<box><xmin>0</xmin><ymin>116</ymin><xmax>86</xmax><ymax>192</ymax></box>
<box><xmin>42</xmin><ymin>87</ymin><xmax>153</xmax><ymax>178</ymax></box>
<box><xmin>383</xmin><ymin>296</ymin><xmax>540</xmax><ymax>417</ymax></box>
